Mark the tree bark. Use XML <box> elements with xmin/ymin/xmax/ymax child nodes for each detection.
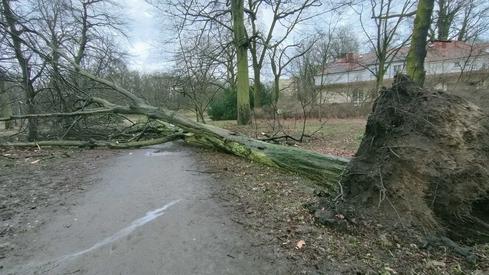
<box><xmin>375</xmin><ymin>58</ymin><xmax>386</xmax><ymax>93</ymax></box>
<box><xmin>0</xmin><ymin>134</ymin><xmax>184</xmax><ymax>149</ymax></box>
<box><xmin>253</xmin><ymin>67</ymin><xmax>262</xmax><ymax>108</ymax></box>
<box><xmin>231</xmin><ymin>0</ymin><xmax>251</xmax><ymax>125</ymax></box>
<box><xmin>0</xmin><ymin>85</ymin><xmax>13</xmax><ymax>130</ymax></box>
<box><xmin>436</xmin><ymin>0</ymin><xmax>450</xmax><ymax>40</ymax></box>
<box><xmin>2</xmin><ymin>0</ymin><xmax>38</xmax><ymax>140</ymax></box>
<box><xmin>107</xmin><ymin>101</ymin><xmax>347</xmax><ymax>188</ymax></box>
<box><xmin>406</xmin><ymin>0</ymin><xmax>435</xmax><ymax>86</ymax></box>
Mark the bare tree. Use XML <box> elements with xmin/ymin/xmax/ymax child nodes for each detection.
<box><xmin>152</xmin><ymin>0</ymin><xmax>336</xmax><ymax>122</ymax></box>
<box><xmin>430</xmin><ymin>0</ymin><xmax>489</xmax><ymax>42</ymax></box>
<box><xmin>246</xmin><ymin>0</ymin><xmax>322</xmax><ymax>108</ymax></box>
<box><xmin>1</xmin><ymin>0</ymin><xmax>44</xmax><ymax>140</ymax></box>
<box><xmin>329</xmin><ymin>26</ymin><xmax>360</xmax><ymax>59</ymax></box>
<box><xmin>150</xmin><ymin>0</ymin><xmax>251</xmax><ymax>124</ymax></box>
<box><xmin>0</xmin><ymin>0</ymin><xmax>127</xmax><ymax>140</ymax></box>
<box><xmin>291</xmin><ymin>39</ymin><xmax>321</xmax><ymax>141</ymax></box>
<box><xmin>313</xmin><ymin>24</ymin><xmax>359</xmax><ymax>120</ymax></box>
<box><xmin>173</xmin><ymin>35</ymin><xmax>224</xmax><ymax>123</ymax></box>
<box><xmin>356</xmin><ymin>0</ymin><xmax>416</xmax><ymax>92</ymax></box>
<box><xmin>432</xmin><ymin>0</ymin><xmax>463</xmax><ymax>41</ymax></box>
<box><xmin>231</xmin><ymin>0</ymin><xmax>251</xmax><ymax>124</ymax></box>
<box><xmin>268</xmin><ymin>37</ymin><xmax>316</xmax><ymax>128</ymax></box>
<box><xmin>455</xmin><ymin>0</ymin><xmax>489</xmax><ymax>42</ymax></box>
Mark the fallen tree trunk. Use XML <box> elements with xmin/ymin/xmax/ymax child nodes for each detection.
<box><xmin>0</xmin><ymin>108</ymin><xmax>114</xmax><ymax>121</ymax></box>
<box><xmin>1</xmin><ymin>100</ymin><xmax>348</xmax><ymax>189</ymax></box>
<box><xmin>78</xmin><ymin>99</ymin><xmax>349</xmax><ymax>189</ymax></box>
<box><xmin>0</xmin><ymin>134</ymin><xmax>185</xmax><ymax>149</ymax></box>
<box><xmin>0</xmin><ymin>99</ymin><xmax>348</xmax><ymax>190</ymax></box>
<box><xmin>0</xmin><ymin>34</ymin><xmax>349</xmax><ymax>191</ymax></box>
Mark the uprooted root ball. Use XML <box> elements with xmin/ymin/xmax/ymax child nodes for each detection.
<box><xmin>340</xmin><ymin>75</ymin><xmax>489</xmax><ymax>243</ymax></box>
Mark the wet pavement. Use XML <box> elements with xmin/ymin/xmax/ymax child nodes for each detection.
<box><xmin>5</xmin><ymin>143</ymin><xmax>287</xmax><ymax>274</ymax></box>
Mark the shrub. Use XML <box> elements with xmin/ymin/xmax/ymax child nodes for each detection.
<box><xmin>208</xmin><ymin>88</ymin><xmax>237</xmax><ymax>120</ymax></box>
<box><xmin>207</xmin><ymin>85</ymin><xmax>273</xmax><ymax>121</ymax></box>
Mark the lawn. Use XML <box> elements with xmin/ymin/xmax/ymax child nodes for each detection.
<box><xmin>210</xmin><ymin>118</ymin><xmax>367</xmax><ymax>157</ymax></box>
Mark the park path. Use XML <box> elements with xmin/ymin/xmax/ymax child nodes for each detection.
<box><xmin>6</xmin><ymin>143</ymin><xmax>286</xmax><ymax>275</ymax></box>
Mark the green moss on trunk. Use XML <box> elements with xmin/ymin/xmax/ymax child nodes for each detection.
<box><xmin>231</xmin><ymin>0</ymin><xmax>251</xmax><ymax>125</ymax></box>
<box><xmin>406</xmin><ymin>0</ymin><xmax>435</xmax><ymax>86</ymax></box>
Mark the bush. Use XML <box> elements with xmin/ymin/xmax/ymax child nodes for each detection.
<box><xmin>208</xmin><ymin>88</ymin><xmax>237</xmax><ymax>120</ymax></box>
<box><xmin>252</xmin><ymin>83</ymin><xmax>273</xmax><ymax>108</ymax></box>
<box><xmin>207</xmin><ymin>85</ymin><xmax>273</xmax><ymax>121</ymax></box>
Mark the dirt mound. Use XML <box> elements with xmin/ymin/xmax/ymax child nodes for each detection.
<box><xmin>450</xmin><ymin>86</ymin><xmax>489</xmax><ymax>115</ymax></box>
<box><xmin>340</xmin><ymin>75</ymin><xmax>489</xmax><ymax>243</ymax></box>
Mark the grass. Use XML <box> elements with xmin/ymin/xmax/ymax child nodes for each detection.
<box><xmin>209</xmin><ymin>118</ymin><xmax>367</xmax><ymax>156</ymax></box>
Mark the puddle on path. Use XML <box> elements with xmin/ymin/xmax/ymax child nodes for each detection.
<box><xmin>22</xmin><ymin>200</ymin><xmax>181</xmax><ymax>272</ymax></box>
<box><xmin>59</xmin><ymin>199</ymin><xmax>181</xmax><ymax>260</ymax></box>
<box><xmin>144</xmin><ymin>151</ymin><xmax>180</xmax><ymax>157</ymax></box>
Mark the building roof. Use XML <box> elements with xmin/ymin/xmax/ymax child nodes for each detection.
<box><xmin>322</xmin><ymin>41</ymin><xmax>489</xmax><ymax>75</ymax></box>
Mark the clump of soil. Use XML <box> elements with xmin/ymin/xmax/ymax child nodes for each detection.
<box><xmin>340</xmin><ymin>75</ymin><xmax>489</xmax><ymax>243</ymax></box>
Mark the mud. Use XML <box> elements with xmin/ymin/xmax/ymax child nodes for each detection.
<box><xmin>0</xmin><ymin>147</ymin><xmax>115</xmax><ymax>263</ymax></box>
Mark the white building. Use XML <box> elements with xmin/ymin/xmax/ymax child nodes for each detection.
<box><xmin>314</xmin><ymin>41</ymin><xmax>489</xmax><ymax>104</ymax></box>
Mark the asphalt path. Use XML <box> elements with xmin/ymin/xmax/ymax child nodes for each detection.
<box><xmin>6</xmin><ymin>143</ymin><xmax>287</xmax><ymax>275</ymax></box>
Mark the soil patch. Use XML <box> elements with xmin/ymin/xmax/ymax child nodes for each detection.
<box><xmin>0</xmin><ymin>147</ymin><xmax>117</xmax><ymax>265</ymax></box>
<box><xmin>196</xmin><ymin>148</ymin><xmax>489</xmax><ymax>274</ymax></box>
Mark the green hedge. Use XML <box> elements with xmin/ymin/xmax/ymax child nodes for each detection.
<box><xmin>208</xmin><ymin>84</ymin><xmax>273</xmax><ymax>121</ymax></box>
<box><xmin>208</xmin><ymin>88</ymin><xmax>238</xmax><ymax>120</ymax></box>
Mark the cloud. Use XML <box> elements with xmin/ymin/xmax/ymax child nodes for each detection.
<box><xmin>120</xmin><ymin>0</ymin><xmax>165</xmax><ymax>72</ymax></box>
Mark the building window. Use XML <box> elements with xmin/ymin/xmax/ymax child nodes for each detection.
<box><xmin>393</xmin><ymin>64</ymin><xmax>403</xmax><ymax>73</ymax></box>
<box><xmin>352</xmin><ymin>90</ymin><xmax>364</xmax><ymax>106</ymax></box>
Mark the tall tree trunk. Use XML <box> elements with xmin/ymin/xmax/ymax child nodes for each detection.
<box><xmin>253</xmin><ymin>66</ymin><xmax>262</xmax><ymax>108</ymax></box>
<box><xmin>231</xmin><ymin>0</ymin><xmax>251</xmax><ymax>125</ymax></box>
<box><xmin>25</xmin><ymin>84</ymin><xmax>38</xmax><ymax>140</ymax></box>
<box><xmin>436</xmin><ymin>0</ymin><xmax>450</xmax><ymax>40</ymax></box>
<box><xmin>2</xmin><ymin>0</ymin><xmax>38</xmax><ymax>140</ymax></box>
<box><xmin>406</xmin><ymin>0</ymin><xmax>435</xmax><ymax>86</ymax></box>
<box><xmin>0</xmin><ymin>80</ymin><xmax>13</xmax><ymax>129</ymax></box>
<box><xmin>375</xmin><ymin>61</ymin><xmax>386</xmax><ymax>93</ymax></box>
<box><xmin>273</xmin><ymin>76</ymin><xmax>280</xmax><ymax>105</ymax></box>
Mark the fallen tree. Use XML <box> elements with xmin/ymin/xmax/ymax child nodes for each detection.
<box><xmin>2</xmin><ymin>50</ymin><xmax>487</xmax><ymax>246</ymax></box>
<box><xmin>0</xmin><ymin>26</ymin><xmax>347</xmax><ymax>190</ymax></box>
<box><xmin>0</xmin><ymin>73</ymin><xmax>348</xmax><ymax>190</ymax></box>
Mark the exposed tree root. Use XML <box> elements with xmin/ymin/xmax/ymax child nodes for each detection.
<box><xmin>336</xmin><ymin>75</ymin><xmax>489</xmax><ymax>244</ymax></box>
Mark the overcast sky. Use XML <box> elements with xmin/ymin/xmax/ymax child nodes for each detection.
<box><xmin>121</xmin><ymin>0</ymin><xmax>300</xmax><ymax>74</ymax></box>
<box><xmin>119</xmin><ymin>1</ymin><xmax>391</xmax><ymax>74</ymax></box>
<box><xmin>121</xmin><ymin>0</ymin><xmax>347</xmax><ymax>74</ymax></box>
<box><xmin>123</xmin><ymin>0</ymin><xmax>166</xmax><ymax>72</ymax></box>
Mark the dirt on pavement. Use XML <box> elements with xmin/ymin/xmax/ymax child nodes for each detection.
<box><xmin>0</xmin><ymin>147</ymin><xmax>117</xmax><ymax>264</ymax></box>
